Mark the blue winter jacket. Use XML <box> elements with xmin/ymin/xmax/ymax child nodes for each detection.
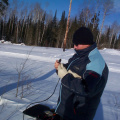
<box><xmin>55</xmin><ymin>43</ymin><xmax>109</xmax><ymax>120</ymax></box>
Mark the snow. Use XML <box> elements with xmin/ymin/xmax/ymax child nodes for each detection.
<box><xmin>0</xmin><ymin>42</ymin><xmax>120</xmax><ymax>120</ymax></box>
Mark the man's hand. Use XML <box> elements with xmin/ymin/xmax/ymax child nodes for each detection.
<box><xmin>54</xmin><ymin>59</ymin><xmax>81</xmax><ymax>79</ymax></box>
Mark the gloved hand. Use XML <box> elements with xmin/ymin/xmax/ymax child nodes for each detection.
<box><xmin>58</xmin><ymin>64</ymin><xmax>68</xmax><ymax>79</ymax></box>
<box><xmin>58</xmin><ymin>64</ymin><xmax>82</xmax><ymax>79</ymax></box>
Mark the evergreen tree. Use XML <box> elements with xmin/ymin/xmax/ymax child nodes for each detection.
<box><xmin>43</xmin><ymin>22</ymin><xmax>53</xmax><ymax>47</ymax></box>
<box><xmin>0</xmin><ymin>19</ymin><xmax>4</xmax><ymax>39</ymax></box>
<box><xmin>51</xmin><ymin>10</ymin><xmax>58</xmax><ymax>47</ymax></box>
<box><xmin>105</xmin><ymin>26</ymin><xmax>111</xmax><ymax>48</ymax></box>
<box><xmin>114</xmin><ymin>34</ymin><xmax>120</xmax><ymax>49</ymax></box>
<box><xmin>56</xmin><ymin>11</ymin><xmax>67</xmax><ymax>48</ymax></box>
<box><xmin>78</xmin><ymin>9</ymin><xmax>85</xmax><ymax>27</ymax></box>
<box><xmin>39</xmin><ymin>12</ymin><xmax>46</xmax><ymax>46</ymax></box>
<box><xmin>42</xmin><ymin>10</ymin><xmax>58</xmax><ymax>47</ymax></box>
<box><xmin>52</xmin><ymin>10</ymin><xmax>57</xmax><ymax>28</ymax></box>
<box><xmin>24</xmin><ymin>16</ymin><xmax>34</xmax><ymax>45</ymax></box>
<box><xmin>110</xmin><ymin>33</ymin><xmax>116</xmax><ymax>48</ymax></box>
<box><xmin>67</xmin><ymin>17</ymin><xmax>78</xmax><ymax>48</ymax></box>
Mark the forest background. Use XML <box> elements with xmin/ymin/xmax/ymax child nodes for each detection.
<box><xmin>0</xmin><ymin>0</ymin><xmax>120</xmax><ymax>49</ymax></box>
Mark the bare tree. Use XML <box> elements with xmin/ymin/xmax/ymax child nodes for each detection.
<box><xmin>63</xmin><ymin>0</ymin><xmax>72</xmax><ymax>51</ymax></box>
<box><xmin>97</xmin><ymin>0</ymin><xmax>114</xmax><ymax>46</ymax></box>
<box><xmin>0</xmin><ymin>0</ymin><xmax>9</xmax><ymax>16</ymax></box>
<box><xmin>19</xmin><ymin>7</ymin><xmax>28</xmax><ymax>42</ymax></box>
<box><xmin>83</xmin><ymin>0</ymin><xmax>94</xmax><ymax>27</ymax></box>
<box><xmin>15</xmin><ymin>48</ymin><xmax>34</xmax><ymax>97</ymax></box>
<box><xmin>109</xmin><ymin>21</ymin><xmax>120</xmax><ymax>48</ymax></box>
<box><xmin>91</xmin><ymin>0</ymin><xmax>101</xmax><ymax>31</ymax></box>
<box><xmin>32</xmin><ymin>3</ymin><xmax>47</xmax><ymax>46</ymax></box>
<box><xmin>78</xmin><ymin>0</ymin><xmax>98</xmax><ymax>29</ymax></box>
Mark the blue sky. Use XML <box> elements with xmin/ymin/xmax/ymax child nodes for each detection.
<box><xmin>9</xmin><ymin>0</ymin><xmax>120</xmax><ymax>27</ymax></box>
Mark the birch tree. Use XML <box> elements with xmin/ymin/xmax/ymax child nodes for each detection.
<box><xmin>91</xmin><ymin>0</ymin><xmax>101</xmax><ymax>31</ymax></box>
<box><xmin>97</xmin><ymin>0</ymin><xmax>114</xmax><ymax>46</ymax></box>
<box><xmin>63</xmin><ymin>0</ymin><xmax>72</xmax><ymax>51</ymax></box>
<box><xmin>109</xmin><ymin>21</ymin><xmax>120</xmax><ymax>48</ymax></box>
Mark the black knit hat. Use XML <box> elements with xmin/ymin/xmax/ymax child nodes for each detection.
<box><xmin>72</xmin><ymin>27</ymin><xmax>94</xmax><ymax>45</ymax></box>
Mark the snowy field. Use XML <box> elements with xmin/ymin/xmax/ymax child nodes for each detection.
<box><xmin>0</xmin><ymin>42</ymin><xmax>120</xmax><ymax>120</ymax></box>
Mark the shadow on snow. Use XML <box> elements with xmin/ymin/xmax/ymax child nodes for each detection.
<box><xmin>0</xmin><ymin>69</ymin><xmax>56</xmax><ymax>96</ymax></box>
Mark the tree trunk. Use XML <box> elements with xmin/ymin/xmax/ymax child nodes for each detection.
<box><xmin>16</xmin><ymin>23</ymin><xmax>19</xmax><ymax>43</ymax></box>
<box><xmin>109</xmin><ymin>29</ymin><xmax>114</xmax><ymax>48</ymax></box>
<box><xmin>97</xmin><ymin>8</ymin><xmax>107</xmax><ymax>46</ymax></box>
<box><xmin>63</xmin><ymin>0</ymin><xmax>72</xmax><ymax>51</ymax></box>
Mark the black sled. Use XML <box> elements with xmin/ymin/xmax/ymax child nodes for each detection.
<box><xmin>23</xmin><ymin>104</ymin><xmax>62</xmax><ymax>120</ymax></box>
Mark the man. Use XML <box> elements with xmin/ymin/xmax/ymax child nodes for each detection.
<box><xmin>54</xmin><ymin>27</ymin><xmax>109</xmax><ymax>120</ymax></box>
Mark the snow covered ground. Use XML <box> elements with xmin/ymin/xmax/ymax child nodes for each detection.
<box><xmin>0</xmin><ymin>42</ymin><xmax>120</xmax><ymax>120</ymax></box>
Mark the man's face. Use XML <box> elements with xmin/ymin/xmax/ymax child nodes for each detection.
<box><xmin>74</xmin><ymin>44</ymin><xmax>90</xmax><ymax>50</ymax></box>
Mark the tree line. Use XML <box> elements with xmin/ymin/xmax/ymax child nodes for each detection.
<box><xmin>0</xmin><ymin>0</ymin><xmax>120</xmax><ymax>49</ymax></box>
